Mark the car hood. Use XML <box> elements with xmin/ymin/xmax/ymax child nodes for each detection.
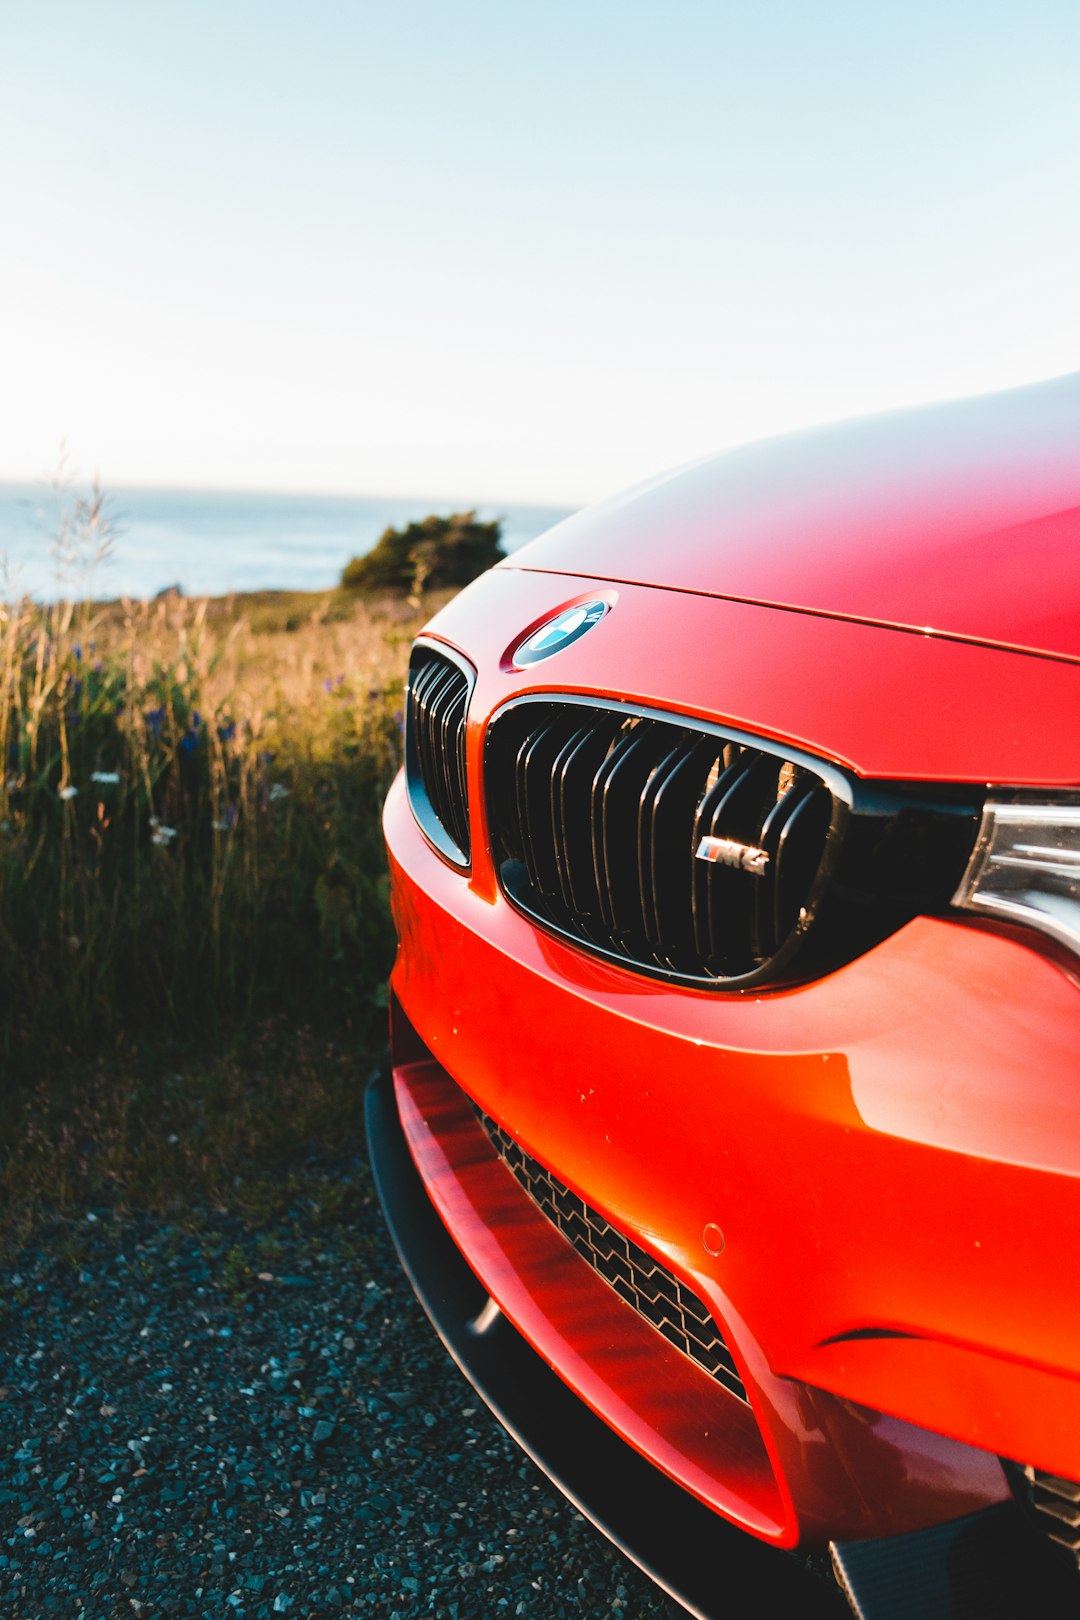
<box><xmin>504</xmin><ymin>371</ymin><xmax>1080</xmax><ymax>663</ymax></box>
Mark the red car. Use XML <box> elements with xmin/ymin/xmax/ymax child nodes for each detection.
<box><xmin>368</xmin><ymin>373</ymin><xmax>1080</xmax><ymax>1618</ymax></box>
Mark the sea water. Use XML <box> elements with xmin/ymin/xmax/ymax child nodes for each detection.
<box><xmin>0</xmin><ymin>484</ymin><xmax>574</xmax><ymax>600</ymax></box>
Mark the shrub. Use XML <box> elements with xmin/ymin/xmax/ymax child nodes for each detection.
<box><xmin>341</xmin><ymin>511</ymin><xmax>504</xmax><ymax>596</ymax></box>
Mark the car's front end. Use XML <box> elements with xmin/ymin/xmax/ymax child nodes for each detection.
<box><xmin>369</xmin><ymin>374</ymin><xmax>1080</xmax><ymax>1617</ymax></box>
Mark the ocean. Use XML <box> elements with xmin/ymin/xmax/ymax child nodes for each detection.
<box><xmin>0</xmin><ymin>484</ymin><xmax>575</xmax><ymax>600</ymax></box>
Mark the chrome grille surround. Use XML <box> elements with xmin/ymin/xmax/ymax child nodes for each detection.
<box><xmin>476</xmin><ymin>1106</ymin><xmax>748</xmax><ymax>1403</ymax></box>
<box><xmin>405</xmin><ymin>640</ymin><xmax>475</xmax><ymax>868</ymax></box>
<box><xmin>484</xmin><ymin>695</ymin><xmax>848</xmax><ymax>990</ymax></box>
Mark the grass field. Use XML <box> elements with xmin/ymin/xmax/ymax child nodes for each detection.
<box><xmin>0</xmin><ymin>563</ymin><xmax>446</xmax><ymax>1253</ymax></box>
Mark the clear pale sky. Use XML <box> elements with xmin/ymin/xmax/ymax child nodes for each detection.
<box><xmin>2</xmin><ymin>1</ymin><xmax>1078</xmax><ymax>506</ymax></box>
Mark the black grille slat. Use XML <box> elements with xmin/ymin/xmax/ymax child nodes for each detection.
<box><xmin>477</xmin><ymin>1105</ymin><xmax>748</xmax><ymax>1403</ymax></box>
<box><xmin>487</xmin><ymin>698</ymin><xmax>842</xmax><ymax>990</ymax></box>
<box><xmin>647</xmin><ymin>738</ymin><xmax>717</xmax><ymax>972</ymax></box>
<box><xmin>405</xmin><ymin>645</ymin><xmax>474</xmax><ymax>866</ymax></box>
<box><xmin>434</xmin><ymin>677</ymin><xmax>469</xmax><ymax>857</ymax></box>
<box><xmin>551</xmin><ymin>727</ymin><xmax>592</xmax><ymax>915</ymax></box>
<box><xmin>429</xmin><ymin>669</ymin><xmax>467</xmax><ymax>852</ymax></box>
<box><xmin>417</xmin><ymin>665</ymin><xmax>458</xmax><ymax>833</ymax></box>
<box><xmin>516</xmin><ymin>722</ymin><xmax>565</xmax><ymax>900</ymax></box>
<box><xmin>589</xmin><ymin>732</ymin><xmax>627</xmax><ymax>940</ymax></box>
<box><xmin>413</xmin><ymin>662</ymin><xmax>453</xmax><ymax>828</ymax></box>
<box><xmin>771</xmin><ymin>779</ymin><xmax>831</xmax><ymax>949</ymax></box>
<box><xmin>691</xmin><ymin>756</ymin><xmax>755</xmax><ymax>966</ymax></box>
<box><xmin>636</xmin><ymin>734</ymin><xmax>692</xmax><ymax>964</ymax></box>
<box><xmin>753</xmin><ymin>776</ymin><xmax>806</xmax><ymax>962</ymax></box>
<box><xmin>442</xmin><ymin>686</ymin><xmax>470</xmax><ymax>854</ymax></box>
<box><xmin>597</xmin><ymin>728</ymin><xmax>659</xmax><ymax>947</ymax></box>
<box><xmin>555</xmin><ymin>722</ymin><xmax>618</xmax><ymax>929</ymax></box>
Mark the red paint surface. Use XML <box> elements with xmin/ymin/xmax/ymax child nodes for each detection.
<box><xmin>506</xmin><ymin>371</ymin><xmax>1080</xmax><ymax>663</ymax></box>
<box><xmin>421</xmin><ymin>568</ymin><xmax>1080</xmax><ymax>792</ymax></box>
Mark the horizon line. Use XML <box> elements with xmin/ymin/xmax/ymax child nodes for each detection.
<box><xmin>0</xmin><ymin>473</ymin><xmax>583</xmax><ymax>514</ymax></box>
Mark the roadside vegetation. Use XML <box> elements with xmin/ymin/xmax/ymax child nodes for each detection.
<box><xmin>0</xmin><ymin>490</ymin><xmax>475</xmax><ymax>1253</ymax></box>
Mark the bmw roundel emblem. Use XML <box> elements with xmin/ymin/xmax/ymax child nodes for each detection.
<box><xmin>513</xmin><ymin>600</ymin><xmax>610</xmax><ymax>667</ymax></box>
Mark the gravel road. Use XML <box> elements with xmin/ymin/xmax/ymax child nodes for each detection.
<box><xmin>0</xmin><ymin>1158</ymin><xmax>688</xmax><ymax>1620</ymax></box>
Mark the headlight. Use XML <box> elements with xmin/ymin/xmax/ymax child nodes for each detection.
<box><xmin>953</xmin><ymin>799</ymin><xmax>1080</xmax><ymax>958</ymax></box>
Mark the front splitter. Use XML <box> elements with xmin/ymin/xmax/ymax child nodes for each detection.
<box><xmin>366</xmin><ymin>1064</ymin><xmax>846</xmax><ymax>1619</ymax></box>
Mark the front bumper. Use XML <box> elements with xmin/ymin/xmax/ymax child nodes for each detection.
<box><xmin>373</xmin><ymin>565</ymin><xmax>1080</xmax><ymax>1610</ymax></box>
<box><xmin>368</xmin><ymin>1046</ymin><xmax>1079</xmax><ymax>1617</ymax></box>
<box><xmin>366</xmin><ymin>1063</ymin><xmax>848</xmax><ymax>1619</ymax></box>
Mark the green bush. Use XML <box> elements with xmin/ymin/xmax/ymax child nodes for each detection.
<box><xmin>341</xmin><ymin>511</ymin><xmax>504</xmax><ymax>596</ymax></box>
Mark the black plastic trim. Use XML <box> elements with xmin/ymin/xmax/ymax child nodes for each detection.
<box><xmin>483</xmin><ymin>693</ymin><xmax>982</xmax><ymax>993</ymax></box>
<box><xmin>404</xmin><ymin>637</ymin><xmax>475</xmax><ymax>870</ymax></box>
<box><xmin>485</xmin><ymin>693</ymin><xmax>851</xmax><ymax>991</ymax></box>
<box><xmin>831</xmin><ymin>1502</ymin><xmax>1080</xmax><ymax>1619</ymax></box>
<box><xmin>365</xmin><ymin>1065</ymin><xmax>848</xmax><ymax>1620</ymax></box>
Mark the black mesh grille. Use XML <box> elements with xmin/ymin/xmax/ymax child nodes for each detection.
<box><xmin>1019</xmin><ymin>1466</ymin><xmax>1080</xmax><ymax>1569</ymax></box>
<box><xmin>405</xmin><ymin>644</ymin><xmax>473</xmax><ymax>866</ymax></box>
<box><xmin>485</xmin><ymin>697</ymin><xmax>841</xmax><ymax>989</ymax></box>
<box><xmin>477</xmin><ymin>1106</ymin><xmax>748</xmax><ymax>1403</ymax></box>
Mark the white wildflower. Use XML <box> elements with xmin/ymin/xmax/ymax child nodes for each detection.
<box><xmin>58</xmin><ymin>785</ymin><xmax>78</xmax><ymax>800</ymax></box>
<box><xmin>90</xmin><ymin>770</ymin><xmax>120</xmax><ymax>785</ymax></box>
<box><xmin>150</xmin><ymin>824</ymin><xmax>178</xmax><ymax>845</ymax></box>
<box><xmin>268</xmin><ymin>783</ymin><xmax>289</xmax><ymax>802</ymax></box>
<box><xmin>211</xmin><ymin>818</ymin><xmax>231</xmax><ymax>832</ymax></box>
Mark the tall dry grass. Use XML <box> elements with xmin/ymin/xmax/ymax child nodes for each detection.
<box><xmin>0</xmin><ymin>552</ymin><xmax>433</xmax><ymax>1073</ymax></box>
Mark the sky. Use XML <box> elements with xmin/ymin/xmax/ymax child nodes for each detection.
<box><xmin>2</xmin><ymin>0</ymin><xmax>1079</xmax><ymax>507</ymax></box>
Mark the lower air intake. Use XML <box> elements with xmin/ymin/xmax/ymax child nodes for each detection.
<box><xmin>476</xmin><ymin>1106</ymin><xmax>748</xmax><ymax>1404</ymax></box>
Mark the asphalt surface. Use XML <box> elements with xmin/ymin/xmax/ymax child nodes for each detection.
<box><xmin>0</xmin><ymin>1162</ymin><xmax>693</xmax><ymax>1620</ymax></box>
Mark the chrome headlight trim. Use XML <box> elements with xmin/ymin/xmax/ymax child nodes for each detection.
<box><xmin>953</xmin><ymin>797</ymin><xmax>1080</xmax><ymax>959</ymax></box>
